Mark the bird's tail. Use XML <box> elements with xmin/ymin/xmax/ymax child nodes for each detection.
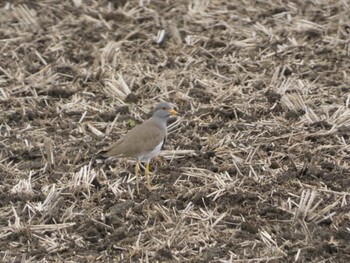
<box><xmin>94</xmin><ymin>150</ymin><xmax>109</xmax><ymax>164</ymax></box>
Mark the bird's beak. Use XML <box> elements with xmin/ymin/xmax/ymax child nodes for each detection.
<box><xmin>169</xmin><ymin>109</ymin><xmax>178</xmax><ymax>116</ymax></box>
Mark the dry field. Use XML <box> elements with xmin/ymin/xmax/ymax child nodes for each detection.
<box><xmin>1</xmin><ymin>0</ymin><xmax>350</xmax><ymax>262</ymax></box>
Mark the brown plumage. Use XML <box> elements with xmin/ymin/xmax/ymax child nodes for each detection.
<box><xmin>99</xmin><ymin>118</ymin><xmax>166</xmax><ymax>160</ymax></box>
<box><xmin>97</xmin><ymin>102</ymin><xmax>177</xmax><ymax>194</ymax></box>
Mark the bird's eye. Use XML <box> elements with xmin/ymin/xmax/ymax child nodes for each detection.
<box><xmin>162</xmin><ymin>107</ymin><xmax>167</xmax><ymax>110</ymax></box>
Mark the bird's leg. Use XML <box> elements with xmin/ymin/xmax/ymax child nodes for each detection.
<box><xmin>145</xmin><ymin>162</ymin><xmax>151</xmax><ymax>191</ymax></box>
<box><xmin>135</xmin><ymin>161</ymin><xmax>140</xmax><ymax>194</ymax></box>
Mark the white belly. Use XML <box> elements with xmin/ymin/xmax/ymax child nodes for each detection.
<box><xmin>137</xmin><ymin>141</ymin><xmax>163</xmax><ymax>163</ymax></box>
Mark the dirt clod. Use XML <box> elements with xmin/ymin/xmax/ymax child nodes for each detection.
<box><xmin>1</xmin><ymin>0</ymin><xmax>349</xmax><ymax>262</ymax></box>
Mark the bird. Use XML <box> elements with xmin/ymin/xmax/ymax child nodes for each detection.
<box><xmin>97</xmin><ymin>102</ymin><xmax>178</xmax><ymax>194</ymax></box>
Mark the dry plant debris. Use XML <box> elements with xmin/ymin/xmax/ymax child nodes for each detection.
<box><xmin>1</xmin><ymin>0</ymin><xmax>350</xmax><ymax>262</ymax></box>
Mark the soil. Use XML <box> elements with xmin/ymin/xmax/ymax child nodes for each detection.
<box><xmin>0</xmin><ymin>0</ymin><xmax>350</xmax><ymax>262</ymax></box>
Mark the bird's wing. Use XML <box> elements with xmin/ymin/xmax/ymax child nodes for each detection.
<box><xmin>101</xmin><ymin>119</ymin><xmax>166</xmax><ymax>158</ymax></box>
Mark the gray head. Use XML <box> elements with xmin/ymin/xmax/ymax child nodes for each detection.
<box><xmin>152</xmin><ymin>102</ymin><xmax>177</xmax><ymax>119</ymax></box>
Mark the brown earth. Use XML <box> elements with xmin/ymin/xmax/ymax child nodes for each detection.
<box><xmin>1</xmin><ymin>0</ymin><xmax>350</xmax><ymax>262</ymax></box>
